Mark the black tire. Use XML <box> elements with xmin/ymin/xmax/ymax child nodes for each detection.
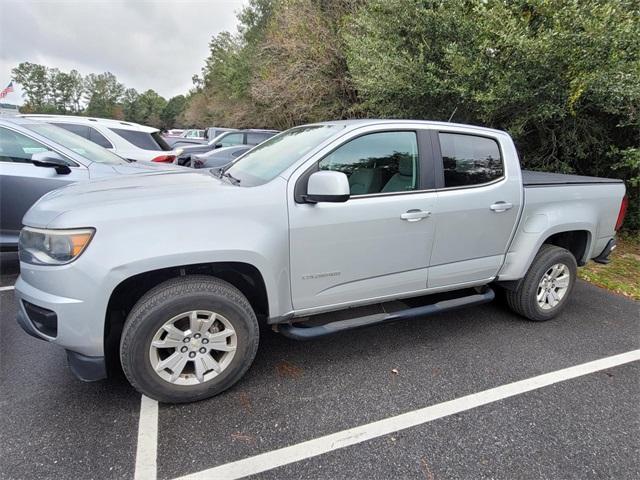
<box><xmin>120</xmin><ymin>275</ymin><xmax>259</xmax><ymax>403</ymax></box>
<box><xmin>505</xmin><ymin>244</ymin><xmax>577</xmax><ymax>322</ymax></box>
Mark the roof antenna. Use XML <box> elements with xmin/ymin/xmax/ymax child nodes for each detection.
<box><xmin>447</xmin><ymin>106</ymin><xmax>458</xmax><ymax>123</ymax></box>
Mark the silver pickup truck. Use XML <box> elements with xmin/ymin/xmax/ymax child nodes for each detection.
<box><xmin>15</xmin><ymin>120</ymin><xmax>627</xmax><ymax>403</ymax></box>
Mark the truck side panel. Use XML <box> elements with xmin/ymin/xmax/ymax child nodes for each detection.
<box><xmin>497</xmin><ymin>182</ymin><xmax>626</xmax><ymax>281</ymax></box>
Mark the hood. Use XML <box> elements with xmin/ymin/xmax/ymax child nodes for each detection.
<box><xmin>108</xmin><ymin>160</ymin><xmax>186</xmax><ymax>174</ymax></box>
<box><xmin>23</xmin><ymin>170</ymin><xmax>239</xmax><ymax>228</ymax></box>
<box><xmin>86</xmin><ymin>159</ymin><xmax>185</xmax><ymax>179</ymax></box>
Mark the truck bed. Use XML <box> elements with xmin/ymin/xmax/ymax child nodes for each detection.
<box><xmin>522</xmin><ymin>170</ymin><xmax>623</xmax><ymax>187</ymax></box>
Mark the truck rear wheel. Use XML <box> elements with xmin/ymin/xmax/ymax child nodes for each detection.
<box><xmin>505</xmin><ymin>244</ymin><xmax>577</xmax><ymax>321</ymax></box>
<box><xmin>120</xmin><ymin>275</ymin><xmax>259</xmax><ymax>403</ymax></box>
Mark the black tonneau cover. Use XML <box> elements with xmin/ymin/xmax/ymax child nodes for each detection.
<box><xmin>522</xmin><ymin>170</ymin><xmax>623</xmax><ymax>186</ymax></box>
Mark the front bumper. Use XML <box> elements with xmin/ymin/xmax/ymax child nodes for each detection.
<box><xmin>66</xmin><ymin>350</ymin><xmax>107</xmax><ymax>381</ymax></box>
<box><xmin>14</xmin><ymin>272</ymin><xmax>108</xmax><ymax>381</ymax></box>
<box><xmin>17</xmin><ymin>303</ymin><xmax>107</xmax><ymax>381</ymax></box>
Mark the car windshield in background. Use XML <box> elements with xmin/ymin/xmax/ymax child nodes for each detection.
<box><xmin>24</xmin><ymin>123</ymin><xmax>127</xmax><ymax>165</ymax></box>
<box><xmin>110</xmin><ymin>128</ymin><xmax>172</xmax><ymax>151</ymax></box>
<box><xmin>225</xmin><ymin>125</ymin><xmax>343</xmax><ymax>186</ymax></box>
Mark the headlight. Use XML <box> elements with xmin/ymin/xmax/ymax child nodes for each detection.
<box><xmin>19</xmin><ymin>227</ymin><xmax>95</xmax><ymax>265</ymax></box>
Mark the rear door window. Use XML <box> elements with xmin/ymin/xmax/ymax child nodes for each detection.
<box><xmin>88</xmin><ymin>127</ymin><xmax>113</xmax><ymax>148</ymax></box>
<box><xmin>438</xmin><ymin>133</ymin><xmax>503</xmax><ymax>187</ymax></box>
<box><xmin>110</xmin><ymin>128</ymin><xmax>165</xmax><ymax>151</ymax></box>
<box><xmin>151</xmin><ymin>132</ymin><xmax>172</xmax><ymax>151</ymax></box>
<box><xmin>52</xmin><ymin>123</ymin><xmax>90</xmax><ymax>139</ymax></box>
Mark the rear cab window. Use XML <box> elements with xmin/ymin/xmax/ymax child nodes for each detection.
<box><xmin>438</xmin><ymin>133</ymin><xmax>503</xmax><ymax>188</ymax></box>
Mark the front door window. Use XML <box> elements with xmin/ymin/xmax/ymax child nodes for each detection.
<box><xmin>318</xmin><ymin>131</ymin><xmax>419</xmax><ymax>195</ymax></box>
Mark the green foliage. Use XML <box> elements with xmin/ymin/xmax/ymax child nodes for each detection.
<box><xmin>12</xmin><ymin>62</ymin><xmax>56</xmax><ymax>112</ymax></box>
<box><xmin>121</xmin><ymin>88</ymin><xmax>140</xmax><ymax>121</ymax></box>
<box><xmin>611</xmin><ymin>147</ymin><xmax>640</xmax><ymax>231</ymax></box>
<box><xmin>183</xmin><ymin>0</ymin><xmax>360</xmax><ymax>128</ymax></box>
<box><xmin>161</xmin><ymin>95</ymin><xmax>187</xmax><ymax>129</ymax></box>
<box><xmin>84</xmin><ymin>72</ymin><xmax>125</xmax><ymax>118</ymax></box>
<box><xmin>11</xmin><ymin>64</ymin><xmax>187</xmax><ymax>129</ymax></box>
<box><xmin>343</xmin><ymin>0</ymin><xmax>640</xmax><ymax>230</ymax></box>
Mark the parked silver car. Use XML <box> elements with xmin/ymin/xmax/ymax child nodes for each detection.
<box><xmin>0</xmin><ymin>117</ymin><xmax>182</xmax><ymax>252</ymax></box>
<box><xmin>176</xmin><ymin>129</ymin><xmax>279</xmax><ymax>166</ymax></box>
<box><xmin>191</xmin><ymin>145</ymin><xmax>252</xmax><ymax>169</ymax></box>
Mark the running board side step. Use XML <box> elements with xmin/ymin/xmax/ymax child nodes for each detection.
<box><xmin>278</xmin><ymin>288</ymin><xmax>495</xmax><ymax>340</ymax></box>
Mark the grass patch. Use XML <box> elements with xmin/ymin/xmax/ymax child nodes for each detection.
<box><xmin>579</xmin><ymin>234</ymin><xmax>640</xmax><ymax>300</ymax></box>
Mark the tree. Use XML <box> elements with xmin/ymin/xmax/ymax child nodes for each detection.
<box><xmin>49</xmin><ymin>69</ymin><xmax>84</xmax><ymax>114</ymax></box>
<box><xmin>136</xmin><ymin>90</ymin><xmax>167</xmax><ymax>128</ymax></box>
<box><xmin>84</xmin><ymin>72</ymin><xmax>124</xmax><ymax>117</ymax></box>
<box><xmin>68</xmin><ymin>70</ymin><xmax>85</xmax><ymax>113</ymax></box>
<box><xmin>161</xmin><ymin>95</ymin><xmax>187</xmax><ymax>129</ymax></box>
<box><xmin>122</xmin><ymin>88</ymin><xmax>140</xmax><ymax>122</ymax></box>
<box><xmin>249</xmin><ymin>0</ymin><xmax>358</xmax><ymax>128</ymax></box>
<box><xmin>344</xmin><ymin>0</ymin><xmax>639</xmax><ymax>228</ymax></box>
<box><xmin>11</xmin><ymin>62</ymin><xmax>51</xmax><ymax>112</ymax></box>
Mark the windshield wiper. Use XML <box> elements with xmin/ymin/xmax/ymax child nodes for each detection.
<box><xmin>221</xmin><ymin>170</ymin><xmax>241</xmax><ymax>185</ymax></box>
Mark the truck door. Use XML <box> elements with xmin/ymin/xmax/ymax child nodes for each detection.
<box><xmin>428</xmin><ymin>131</ymin><xmax>521</xmax><ymax>288</ymax></box>
<box><xmin>288</xmin><ymin>128</ymin><xmax>437</xmax><ymax>312</ymax></box>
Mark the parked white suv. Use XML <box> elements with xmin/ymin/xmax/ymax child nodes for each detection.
<box><xmin>21</xmin><ymin>114</ymin><xmax>179</xmax><ymax>163</ymax></box>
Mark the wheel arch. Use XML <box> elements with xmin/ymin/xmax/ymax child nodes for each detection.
<box><xmin>542</xmin><ymin>230</ymin><xmax>591</xmax><ymax>266</ymax></box>
<box><xmin>498</xmin><ymin>224</ymin><xmax>594</xmax><ymax>284</ymax></box>
<box><xmin>103</xmin><ymin>261</ymin><xmax>269</xmax><ymax>369</ymax></box>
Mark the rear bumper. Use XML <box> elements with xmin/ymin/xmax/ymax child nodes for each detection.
<box><xmin>593</xmin><ymin>238</ymin><xmax>617</xmax><ymax>264</ymax></box>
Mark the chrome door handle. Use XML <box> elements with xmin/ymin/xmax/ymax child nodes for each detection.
<box><xmin>490</xmin><ymin>201</ymin><xmax>513</xmax><ymax>213</ymax></box>
<box><xmin>400</xmin><ymin>209</ymin><xmax>431</xmax><ymax>222</ymax></box>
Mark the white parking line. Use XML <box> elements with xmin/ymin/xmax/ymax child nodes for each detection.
<box><xmin>174</xmin><ymin>349</ymin><xmax>640</xmax><ymax>480</ymax></box>
<box><xmin>135</xmin><ymin>395</ymin><xmax>159</xmax><ymax>480</ymax></box>
<box><xmin>0</xmin><ymin>285</ymin><xmax>15</xmax><ymax>292</ymax></box>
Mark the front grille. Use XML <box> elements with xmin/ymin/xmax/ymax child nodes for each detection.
<box><xmin>23</xmin><ymin>301</ymin><xmax>57</xmax><ymax>338</ymax></box>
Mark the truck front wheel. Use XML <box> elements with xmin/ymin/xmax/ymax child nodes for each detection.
<box><xmin>120</xmin><ymin>275</ymin><xmax>259</xmax><ymax>403</ymax></box>
<box><xmin>505</xmin><ymin>244</ymin><xmax>577</xmax><ymax>321</ymax></box>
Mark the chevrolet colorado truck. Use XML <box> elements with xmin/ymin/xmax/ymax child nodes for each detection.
<box><xmin>15</xmin><ymin>120</ymin><xmax>628</xmax><ymax>403</ymax></box>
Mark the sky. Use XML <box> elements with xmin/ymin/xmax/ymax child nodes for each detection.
<box><xmin>0</xmin><ymin>0</ymin><xmax>247</xmax><ymax>105</ymax></box>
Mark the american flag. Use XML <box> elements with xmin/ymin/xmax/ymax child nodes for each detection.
<box><xmin>0</xmin><ymin>81</ymin><xmax>14</xmax><ymax>99</ymax></box>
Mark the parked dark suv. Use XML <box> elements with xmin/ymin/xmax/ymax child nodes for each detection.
<box><xmin>176</xmin><ymin>129</ymin><xmax>279</xmax><ymax>166</ymax></box>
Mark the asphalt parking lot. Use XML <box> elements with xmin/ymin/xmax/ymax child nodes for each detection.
<box><xmin>1</xmin><ymin>267</ymin><xmax>638</xmax><ymax>480</ymax></box>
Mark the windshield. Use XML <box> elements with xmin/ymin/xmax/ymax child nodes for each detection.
<box><xmin>225</xmin><ymin>125</ymin><xmax>343</xmax><ymax>186</ymax></box>
<box><xmin>24</xmin><ymin>123</ymin><xmax>128</xmax><ymax>164</ymax></box>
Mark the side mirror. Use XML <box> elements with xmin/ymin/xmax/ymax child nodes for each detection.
<box><xmin>214</xmin><ymin>143</ymin><xmax>222</xmax><ymax>149</ymax></box>
<box><xmin>305</xmin><ymin>171</ymin><xmax>350</xmax><ymax>203</ymax></box>
<box><xmin>31</xmin><ymin>151</ymin><xmax>71</xmax><ymax>175</ymax></box>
